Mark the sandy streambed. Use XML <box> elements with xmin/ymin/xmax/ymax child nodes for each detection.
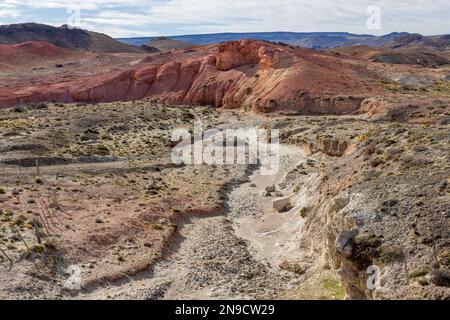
<box><xmin>81</xmin><ymin>130</ymin><xmax>310</xmax><ymax>300</ymax></box>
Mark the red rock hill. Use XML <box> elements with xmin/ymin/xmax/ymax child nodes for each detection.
<box><xmin>0</xmin><ymin>41</ymin><xmax>82</xmax><ymax>70</ymax></box>
<box><xmin>0</xmin><ymin>40</ymin><xmax>384</xmax><ymax>114</ymax></box>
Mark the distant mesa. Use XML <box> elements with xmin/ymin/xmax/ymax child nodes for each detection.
<box><xmin>385</xmin><ymin>33</ymin><xmax>450</xmax><ymax>50</ymax></box>
<box><xmin>330</xmin><ymin>44</ymin><xmax>450</xmax><ymax>68</ymax></box>
<box><xmin>146</xmin><ymin>37</ymin><xmax>194</xmax><ymax>52</ymax></box>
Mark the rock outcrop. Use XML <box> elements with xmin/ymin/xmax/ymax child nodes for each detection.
<box><xmin>0</xmin><ymin>39</ymin><xmax>383</xmax><ymax>114</ymax></box>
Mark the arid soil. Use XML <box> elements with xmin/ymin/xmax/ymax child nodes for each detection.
<box><xmin>1</xmin><ymin>39</ymin><xmax>449</xmax><ymax>126</ymax></box>
<box><xmin>0</xmin><ymin>33</ymin><xmax>449</xmax><ymax>300</ymax></box>
<box><xmin>0</xmin><ymin>99</ymin><xmax>448</xmax><ymax>300</ymax></box>
<box><xmin>0</xmin><ymin>102</ymin><xmax>247</xmax><ymax>298</ymax></box>
<box><xmin>0</xmin><ymin>42</ymin><xmax>149</xmax><ymax>91</ymax></box>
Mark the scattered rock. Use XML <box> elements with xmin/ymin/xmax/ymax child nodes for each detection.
<box><xmin>273</xmin><ymin>197</ymin><xmax>293</xmax><ymax>213</ymax></box>
<box><xmin>330</xmin><ymin>197</ymin><xmax>350</xmax><ymax>213</ymax></box>
<box><xmin>279</xmin><ymin>260</ymin><xmax>306</xmax><ymax>275</ymax></box>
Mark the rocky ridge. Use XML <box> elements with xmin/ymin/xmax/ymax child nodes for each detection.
<box><xmin>0</xmin><ymin>39</ymin><xmax>380</xmax><ymax>114</ymax></box>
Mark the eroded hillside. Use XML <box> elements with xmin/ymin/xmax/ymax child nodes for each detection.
<box><xmin>0</xmin><ymin>100</ymin><xmax>448</xmax><ymax>300</ymax></box>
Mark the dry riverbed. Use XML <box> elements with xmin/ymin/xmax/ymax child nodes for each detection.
<box><xmin>0</xmin><ymin>100</ymin><xmax>448</xmax><ymax>300</ymax></box>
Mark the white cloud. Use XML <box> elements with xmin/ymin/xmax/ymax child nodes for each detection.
<box><xmin>0</xmin><ymin>0</ymin><xmax>21</xmax><ymax>18</ymax></box>
<box><xmin>1</xmin><ymin>0</ymin><xmax>449</xmax><ymax>37</ymax></box>
<box><xmin>0</xmin><ymin>9</ymin><xmax>20</xmax><ymax>18</ymax></box>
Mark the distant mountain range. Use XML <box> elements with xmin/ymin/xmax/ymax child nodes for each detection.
<box><xmin>1</xmin><ymin>23</ymin><xmax>448</xmax><ymax>54</ymax></box>
<box><xmin>117</xmin><ymin>31</ymin><xmax>411</xmax><ymax>49</ymax></box>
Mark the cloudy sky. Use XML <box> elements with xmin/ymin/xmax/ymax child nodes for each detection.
<box><xmin>0</xmin><ymin>0</ymin><xmax>449</xmax><ymax>38</ymax></box>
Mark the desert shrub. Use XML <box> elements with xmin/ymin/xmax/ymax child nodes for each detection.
<box><xmin>350</xmin><ymin>234</ymin><xmax>383</xmax><ymax>269</ymax></box>
<box><xmin>431</xmin><ymin>268</ymin><xmax>450</xmax><ymax>287</ymax></box>
<box><xmin>13</xmin><ymin>102</ymin><xmax>48</xmax><ymax>113</ymax></box>
<box><xmin>412</xmin><ymin>144</ymin><xmax>428</xmax><ymax>153</ymax></box>
<box><xmin>31</xmin><ymin>244</ymin><xmax>45</xmax><ymax>253</ymax></box>
<box><xmin>357</xmin><ymin>132</ymin><xmax>371</xmax><ymax>143</ymax></box>
<box><xmin>410</xmin><ymin>266</ymin><xmax>431</xmax><ymax>279</ymax></box>
<box><xmin>385</xmin><ymin>147</ymin><xmax>404</xmax><ymax>160</ymax></box>
<box><xmin>437</xmin><ymin>117</ymin><xmax>450</xmax><ymax>126</ymax></box>
<box><xmin>14</xmin><ymin>216</ymin><xmax>26</xmax><ymax>226</ymax></box>
<box><xmin>401</xmin><ymin>155</ymin><xmax>432</xmax><ymax>169</ymax></box>
<box><xmin>378</xmin><ymin>245</ymin><xmax>404</xmax><ymax>263</ymax></box>
<box><xmin>26</xmin><ymin>102</ymin><xmax>48</xmax><ymax>110</ymax></box>
<box><xmin>183</xmin><ymin>111</ymin><xmax>195</xmax><ymax>120</ymax></box>
<box><xmin>43</xmin><ymin>239</ymin><xmax>58</xmax><ymax>250</ymax></box>
<box><xmin>93</xmin><ymin>144</ymin><xmax>110</xmax><ymax>156</ymax></box>
<box><xmin>439</xmin><ymin>249</ymin><xmax>450</xmax><ymax>266</ymax></box>
<box><xmin>370</xmin><ymin>157</ymin><xmax>384</xmax><ymax>168</ymax></box>
<box><xmin>410</xmin><ymin>156</ymin><xmax>432</xmax><ymax>166</ymax></box>
<box><xmin>364</xmin><ymin>144</ymin><xmax>377</xmax><ymax>156</ymax></box>
<box><xmin>299</xmin><ymin>207</ymin><xmax>309</xmax><ymax>218</ymax></box>
<box><xmin>13</xmin><ymin>105</ymin><xmax>26</xmax><ymax>113</ymax></box>
<box><xmin>34</xmin><ymin>176</ymin><xmax>43</xmax><ymax>184</ymax></box>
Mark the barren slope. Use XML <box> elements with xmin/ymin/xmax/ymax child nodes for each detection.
<box><xmin>0</xmin><ymin>41</ymin><xmax>84</xmax><ymax>71</ymax></box>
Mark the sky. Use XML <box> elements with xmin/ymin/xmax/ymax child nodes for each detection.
<box><xmin>0</xmin><ymin>0</ymin><xmax>449</xmax><ymax>38</ymax></box>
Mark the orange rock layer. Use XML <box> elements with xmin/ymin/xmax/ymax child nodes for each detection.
<box><xmin>0</xmin><ymin>40</ymin><xmax>384</xmax><ymax>114</ymax></box>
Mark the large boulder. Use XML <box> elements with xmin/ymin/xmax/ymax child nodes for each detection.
<box><xmin>273</xmin><ymin>197</ymin><xmax>293</xmax><ymax>212</ymax></box>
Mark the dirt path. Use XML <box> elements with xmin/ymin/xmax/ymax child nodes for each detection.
<box><xmin>81</xmin><ymin>130</ymin><xmax>308</xmax><ymax>300</ymax></box>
